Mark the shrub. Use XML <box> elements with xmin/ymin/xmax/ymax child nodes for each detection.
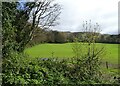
<box><xmin>2</xmin><ymin>52</ymin><xmax>118</xmax><ymax>85</ymax></box>
<box><xmin>2</xmin><ymin>52</ymin><xmax>103</xmax><ymax>85</ymax></box>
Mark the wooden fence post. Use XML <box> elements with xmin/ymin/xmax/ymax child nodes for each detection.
<box><xmin>106</xmin><ymin>61</ymin><xmax>109</xmax><ymax>69</ymax></box>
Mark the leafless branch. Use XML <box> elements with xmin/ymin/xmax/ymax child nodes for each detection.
<box><xmin>26</xmin><ymin>0</ymin><xmax>61</xmax><ymax>43</ymax></box>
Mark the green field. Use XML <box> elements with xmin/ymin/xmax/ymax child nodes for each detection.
<box><xmin>25</xmin><ymin>43</ymin><xmax>119</xmax><ymax>64</ymax></box>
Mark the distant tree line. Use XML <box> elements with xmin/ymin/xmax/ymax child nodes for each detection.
<box><xmin>97</xmin><ymin>34</ymin><xmax>120</xmax><ymax>44</ymax></box>
<box><xmin>27</xmin><ymin>27</ymin><xmax>120</xmax><ymax>46</ymax></box>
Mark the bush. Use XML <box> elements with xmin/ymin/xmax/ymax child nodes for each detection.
<box><xmin>2</xmin><ymin>51</ymin><xmax>104</xmax><ymax>85</ymax></box>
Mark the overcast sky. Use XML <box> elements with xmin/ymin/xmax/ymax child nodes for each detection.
<box><xmin>51</xmin><ymin>0</ymin><xmax>119</xmax><ymax>34</ymax></box>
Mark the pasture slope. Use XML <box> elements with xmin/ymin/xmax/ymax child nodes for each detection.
<box><xmin>25</xmin><ymin>43</ymin><xmax>119</xmax><ymax>64</ymax></box>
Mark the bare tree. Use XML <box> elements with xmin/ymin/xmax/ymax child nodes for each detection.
<box><xmin>82</xmin><ymin>20</ymin><xmax>105</xmax><ymax>77</ymax></box>
<box><xmin>72</xmin><ymin>20</ymin><xmax>105</xmax><ymax>79</ymax></box>
<box><xmin>28</xmin><ymin>0</ymin><xmax>61</xmax><ymax>41</ymax></box>
<box><xmin>82</xmin><ymin>20</ymin><xmax>102</xmax><ymax>57</ymax></box>
<box><xmin>12</xmin><ymin>0</ymin><xmax>61</xmax><ymax>52</ymax></box>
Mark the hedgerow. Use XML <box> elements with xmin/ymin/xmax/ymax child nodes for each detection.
<box><xmin>2</xmin><ymin>52</ymin><xmax>102</xmax><ymax>85</ymax></box>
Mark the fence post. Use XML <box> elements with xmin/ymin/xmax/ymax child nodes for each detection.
<box><xmin>106</xmin><ymin>61</ymin><xmax>109</xmax><ymax>69</ymax></box>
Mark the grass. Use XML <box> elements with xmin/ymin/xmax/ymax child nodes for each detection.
<box><xmin>25</xmin><ymin>43</ymin><xmax>73</xmax><ymax>58</ymax></box>
<box><xmin>24</xmin><ymin>43</ymin><xmax>119</xmax><ymax>64</ymax></box>
<box><xmin>103</xmin><ymin>43</ymin><xmax>118</xmax><ymax>64</ymax></box>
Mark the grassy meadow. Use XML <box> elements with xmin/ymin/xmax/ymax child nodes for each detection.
<box><xmin>25</xmin><ymin>43</ymin><xmax>119</xmax><ymax>64</ymax></box>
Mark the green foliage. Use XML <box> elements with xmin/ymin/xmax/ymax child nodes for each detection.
<box><xmin>2</xmin><ymin>2</ymin><xmax>18</xmax><ymax>57</ymax></box>
<box><xmin>2</xmin><ymin>50</ymin><xmax>119</xmax><ymax>85</ymax></box>
<box><xmin>2</xmin><ymin>52</ymin><xmax>104</xmax><ymax>85</ymax></box>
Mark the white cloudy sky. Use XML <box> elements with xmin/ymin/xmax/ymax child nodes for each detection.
<box><xmin>51</xmin><ymin>0</ymin><xmax>119</xmax><ymax>34</ymax></box>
